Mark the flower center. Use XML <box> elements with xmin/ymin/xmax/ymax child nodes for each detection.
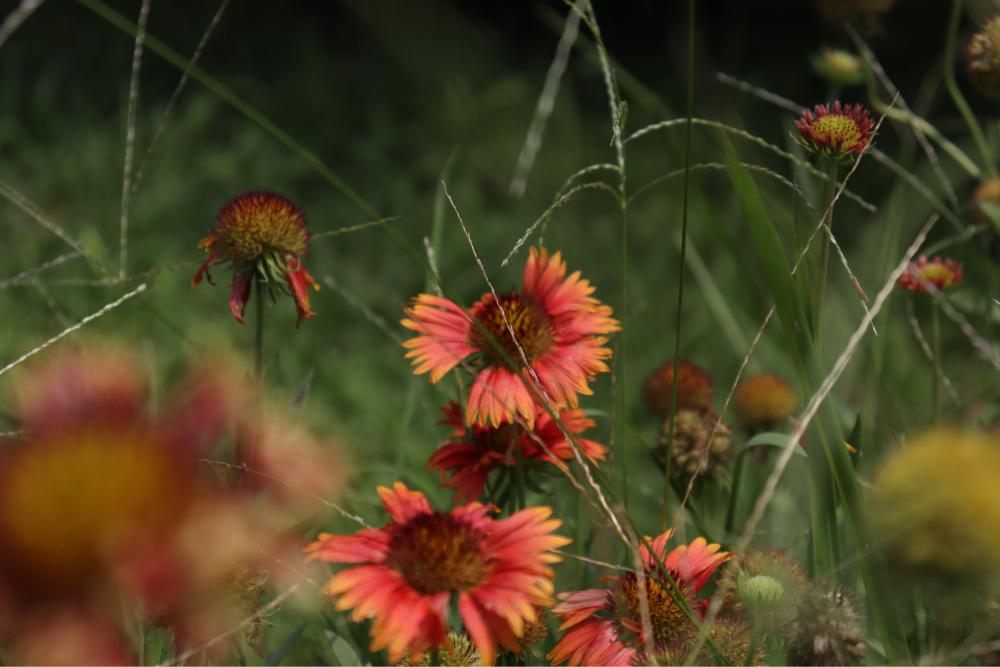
<box><xmin>471</xmin><ymin>293</ymin><xmax>554</xmax><ymax>365</ymax></box>
<box><xmin>810</xmin><ymin>114</ymin><xmax>862</xmax><ymax>150</ymax></box>
<box><xmin>614</xmin><ymin>570</ymin><xmax>693</xmax><ymax>647</ymax></box>
<box><xmin>215</xmin><ymin>193</ymin><xmax>309</xmax><ymax>263</ymax></box>
<box><xmin>919</xmin><ymin>264</ymin><xmax>957</xmax><ymax>288</ymax></box>
<box><xmin>388</xmin><ymin>513</ymin><xmax>489</xmax><ymax>594</ymax></box>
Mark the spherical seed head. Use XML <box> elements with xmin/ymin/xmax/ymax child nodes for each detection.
<box><xmin>402</xmin><ymin>632</ymin><xmax>481</xmax><ymax>666</ymax></box>
<box><xmin>869</xmin><ymin>429</ymin><xmax>1000</xmax><ymax>574</ymax></box>
<box><xmin>733</xmin><ymin>373</ymin><xmax>797</xmax><ymax>431</ymax></box>
<box><xmin>787</xmin><ymin>588</ymin><xmax>866</xmax><ymax>666</ymax></box>
<box><xmin>966</xmin><ymin>16</ymin><xmax>1000</xmax><ymax>98</ymax></box>
<box><xmin>897</xmin><ymin>255</ymin><xmax>964</xmax><ymax>293</ymax></box>
<box><xmin>656</xmin><ymin>618</ymin><xmax>764</xmax><ymax>667</ymax></box>
<box><xmin>643</xmin><ymin>360</ymin><xmax>715</xmax><ymax>417</ymax></box>
<box><xmin>811</xmin><ymin>48</ymin><xmax>864</xmax><ymax>86</ymax></box>
<box><xmin>655</xmin><ymin>407</ymin><xmax>734</xmax><ymax>482</ymax></box>
<box><xmin>794</xmin><ymin>101</ymin><xmax>874</xmax><ymax>161</ymax></box>
<box><xmin>815</xmin><ymin>0</ymin><xmax>895</xmax><ymax>22</ymax></box>
<box><xmin>972</xmin><ymin>175</ymin><xmax>1000</xmax><ymax>222</ymax></box>
<box><xmin>208</xmin><ymin>192</ymin><xmax>310</xmax><ymax>263</ymax></box>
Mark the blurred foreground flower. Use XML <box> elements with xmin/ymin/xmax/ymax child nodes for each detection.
<box><xmin>192</xmin><ymin>191</ymin><xmax>319</xmax><ymax>326</ymax></box>
<box><xmin>794</xmin><ymin>101</ymin><xmax>874</xmax><ymax>161</ymax></box>
<box><xmin>868</xmin><ymin>428</ymin><xmax>1000</xmax><ymax>574</ymax></box>
<box><xmin>403</xmin><ymin>247</ymin><xmax>619</xmax><ymax>428</ymax></box>
<box><xmin>811</xmin><ymin>48</ymin><xmax>864</xmax><ymax>86</ymax></box>
<box><xmin>966</xmin><ymin>15</ymin><xmax>1000</xmax><ymax>98</ymax></box>
<box><xmin>642</xmin><ymin>360</ymin><xmax>714</xmax><ymax>417</ymax></box>
<box><xmin>307</xmin><ymin>482</ymin><xmax>569</xmax><ymax>664</ymax></box>
<box><xmin>0</xmin><ymin>344</ymin><xmax>343</xmax><ymax>663</ymax></box>
<box><xmin>548</xmin><ymin>530</ymin><xmax>729</xmax><ymax>665</ymax></box>
<box><xmin>897</xmin><ymin>255</ymin><xmax>964</xmax><ymax>292</ymax></box>
<box><xmin>429</xmin><ymin>401</ymin><xmax>607</xmax><ymax>503</ymax></box>
<box><xmin>733</xmin><ymin>373</ymin><xmax>797</xmax><ymax>432</ymax></box>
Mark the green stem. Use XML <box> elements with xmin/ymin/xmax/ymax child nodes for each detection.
<box><xmin>944</xmin><ymin>0</ymin><xmax>996</xmax><ymax>176</ymax></box>
<box><xmin>725</xmin><ymin>449</ymin><xmax>748</xmax><ymax>535</ymax></box>
<box><xmin>254</xmin><ymin>279</ymin><xmax>265</xmax><ymax>378</ymax></box>
<box><xmin>812</xmin><ymin>161</ymin><xmax>838</xmax><ymax>346</ymax></box>
<box><xmin>659</xmin><ymin>0</ymin><xmax>695</xmax><ymax>532</ymax></box>
<box><xmin>932</xmin><ymin>300</ymin><xmax>942</xmax><ymax>422</ymax></box>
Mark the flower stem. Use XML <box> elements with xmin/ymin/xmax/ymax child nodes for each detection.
<box><xmin>254</xmin><ymin>279</ymin><xmax>265</xmax><ymax>378</ymax></box>
<box><xmin>932</xmin><ymin>300</ymin><xmax>941</xmax><ymax>422</ymax></box>
<box><xmin>812</xmin><ymin>161</ymin><xmax>839</xmax><ymax>346</ymax></box>
<box><xmin>659</xmin><ymin>0</ymin><xmax>695</xmax><ymax>532</ymax></box>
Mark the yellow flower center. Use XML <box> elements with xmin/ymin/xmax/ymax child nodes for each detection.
<box><xmin>0</xmin><ymin>430</ymin><xmax>183</xmax><ymax>589</ymax></box>
<box><xmin>388</xmin><ymin>513</ymin><xmax>489</xmax><ymax>594</ymax></box>
<box><xmin>614</xmin><ymin>571</ymin><xmax>692</xmax><ymax>647</ymax></box>
<box><xmin>212</xmin><ymin>193</ymin><xmax>309</xmax><ymax>263</ymax></box>
<box><xmin>919</xmin><ymin>263</ymin><xmax>957</xmax><ymax>288</ymax></box>
<box><xmin>472</xmin><ymin>293</ymin><xmax>555</xmax><ymax>365</ymax></box>
<box><xmin>810</xmin><ymin>114</ymin><xmax>863</xmax><ymax>151</ymax></box>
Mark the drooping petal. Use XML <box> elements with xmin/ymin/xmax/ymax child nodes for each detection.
<box><xmin>459</xmin><ymin>591</ymin><xmax>497</xmax><ymax>666</ymax></box>
<box><xmin>227</xmin><ymin>270</ymin><xmax>254</xmax><ymax>325</ymax></box>
<box><xmin>285</xmin><ymin>255</ymin><xmax>319</xmax><ymax>327</ymax></box>
<box><xmin>402</xmin><ymin>295</ymin><xmax>477</xmax><ymax>383</ymax></box>
<box><xmin>466</xmin><ymin>365</ymin><xmax>536</xmax><ymax>428</ymax></box>
<box><xmin>190</xmin><ymin>250</ymin><xmax>221</xmax><ymax>289</ymax></box>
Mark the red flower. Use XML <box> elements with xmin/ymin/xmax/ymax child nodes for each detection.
<box><xmin>898</xmin><ymin>255</ymin><xmax>964</xmax><ymax>293</ymax></box>
<box><xmin>794</xmin><ymin>101</ymin><xmax>874</xmax><ymax>160</ymax></box>
<box><xmin>642</xmin><ymin>360</ymin><xmax>715</xmax><ymax>417</ymax></box>
<box><xmin>192</xmin><ymin>191</ymin><xmax>319</xmax><ymax>326</ymax></box>
<box><xmin>428</xmin><ymin>401</ymin><xmax>608</xmax><ymax>503</ymax></box>
<box><xmin>733</xmin><ymin>373</ymin><xmax>797</xmax><ymax>431</ymax></box>
<box><xmin>306</xmin><ymin>482</ymin><xmax>570</xmax><ymax>664</ymax></box>
<box><xmin>402</xmin><ymin>247</ymin><xmax>619</xmax><ymax>428</ymax></box>
<box><xmin>548</xmin><ymin>531</ymin><xmax>729</xmax><ymax>666</ymax></box>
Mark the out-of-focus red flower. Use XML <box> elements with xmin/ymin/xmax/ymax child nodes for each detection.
<box><xmin>898</xmin><ymin>255</ymin><xmax>964</xmax><ymax>293</ymax></box>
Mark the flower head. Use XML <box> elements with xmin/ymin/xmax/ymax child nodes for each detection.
<box><xmin>794</xmin><ymin>102</ymin><xmax>874</xmax><ymax>160</ymax></box>
<box><xmin>897</xmin><ymin>255</ymin><xmax>963</xmax><ymax>293</ymax></box>
<box><xmin>966</xmin><ymin>16</ymin><xmax>1000</xmax><ymax>98</ymax></box>
<box><xmin>548</xmin><ymin>531</ymin><xmax>729</xmax><ymax>665</ymax></box>
<box><xmin>642</xmin><ymin>360</ymin><xmax>714</xmax><ymax>417</ymax></box>
<box><xmin>402</xmin><ymin>247</ymin><xmax>619</xmax><ymax>428</ymax></box>
<box><xmin>811</xmin><ymin>48</ymin><xmax>864</xmax><ymax>86</ymax></box>
<box><xmin>306</xmin><ymin>482</ymin><xmax>569</xmax><ymax>664</ymax></box>
<box><xmin>868</xmin><ymin>429</ymin><xmax>1000</xmax><ymax>574</ymax></box>
<box><xmin>972</xmin><ymin>176</ymin><xmax>1000</xmax><ymax>222</ymax></box>
<box><xmin>786</xmin><ymin>588</ymin><xmax>865</xmax><ymax>666</ymax></box>
<box><xmin>655</xmin><ymin>408</ymin><xmax>733</xmax><ymax>483</ymax></box>
<box><xmin>429</xmin><ymin>401</ymin><xmax>607</xmax><ymax>503</ymax></box>
<box><xmin>192</xmin><ymin>191</ymin><xmax>319</xmax><ymax>326</ymax></box>
<box><xmin>733</xmin><ymin>373</ymin><xmax>797</xmax><ymax>431</ymax></box>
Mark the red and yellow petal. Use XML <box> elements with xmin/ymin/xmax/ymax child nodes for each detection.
<box><xmin>285</xmin><ymin>255</ymin><xmax>319</xmax><ymax>327</ymax></box>
<box><xmin>466</xmin><ymin>366</ymin><xmax>536</xmax><ymax>428</ymax></box>
<box><xmin>402</xmin><ymin>295</ymin><xmax>477</xmax><ymax>383</ymax></box>
<box><xmin>376</xmin><ymin>482</ymin><xmax>432</xmax><ymax>524</ymax></box>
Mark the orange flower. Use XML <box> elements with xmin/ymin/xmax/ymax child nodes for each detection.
<box><xmin>794</xmin><ymin>101</ymin><xmax>874</xmax><ymax>160</ymax></box>
<box><xmin>428</xmin><ymin>401</ymin><xmax>608</xmax><ymax>503</ymax></box>
<box><xmin>733</xmin><ymin>374</ymin><xmax>797</xmax><ymax>431</ymax></box>
<box><xmin>402</xmin><ymin>247</ymin><xmax>619</xmax><ymax>428</ymax></box>
<box><xmin>548</xmin><ymin>531</ymin><xmax>729</xmax><ymax>666</ymax></box>
<box><xmin>642</xmin><ymin>360</ymin><xmax>714</xmax><ymax>417</ymax></box>
<box><xmin>898</xmin><ymin>255</ymin><xmax>964</xmax><ymax>293</ymax></box>
<box><xmin>192</xmin><ymin>191</ymin><xmax>319</xmax><ymax>326</ymax></box>
<box><xmin>307</xmin><ymin>482</ymin><xmax>570</xmax><ymax>664</ymax></box>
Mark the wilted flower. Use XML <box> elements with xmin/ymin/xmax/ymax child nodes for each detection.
<box><xmin>192</xmin><ymin>191</ymin><xmax>319</xmax><ymax>326</ymax></box>
<box><xmin>306</xmin><ymin>482</ymin><xmax>569</xmax><ymax>664</ymax></box>
<box><xmin>548</xmin><ymin>530</ymin><xmax>729</xmax><ymax>665</ymax></box>
<box><xmin>811</xmin><ymin>48</ymin><xmax>864</xmax><ymax>86</ymax></box>
<box><xmin>655</xmin><ymin>618</ymin><xmax>764</xmax><ymax>667</ymax></box>
<box><xmin>966</xmin><ymin>16</ymin><xmax>1000</xmax><ymax>98</ymax></box>
<box><xmin>733</xmin><ymin>373</ymin><xmax>797</xmax><ymax>432</ymax></box>
<box><xmin>654</xmin><ymin>408</ymin><xmax>733</xmax><ymax>483</ymax></box>
<box><xmin>897</xmin><ymin>255</ymin><xmax>964</xmax><ymax>293</ymax></box>
<box><xmin>429</xmin><ymin>401</ymin><xmax>607</xmax><ymax>503</ymax></box>
<box><xmin>868</xmin><ymin>429</ymin><xmax>1000</xmax><ymax>574</ymax></box>
<box><xmin>794</xmin><ymin>102</ymin><xmax>874</xmax><ymax>161</ymax></box>
<box><xmin>642</xmin><ymin>360</ymin><xmax>714</xmax><ymax>417</ymax></box>
<box><xmin>785</xmin><ymin>588</ymin><xmax>865</xmax><ymax>666</ymax></box>
<box><xmin>815</xmin><ymin>0</ymin><xmax>895</xmax><ymax>22</ymax></box>
<box><xmin>402</xmin><ymin>247</ymin><xmax>619</xmax><ymax>428</ymax></box>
